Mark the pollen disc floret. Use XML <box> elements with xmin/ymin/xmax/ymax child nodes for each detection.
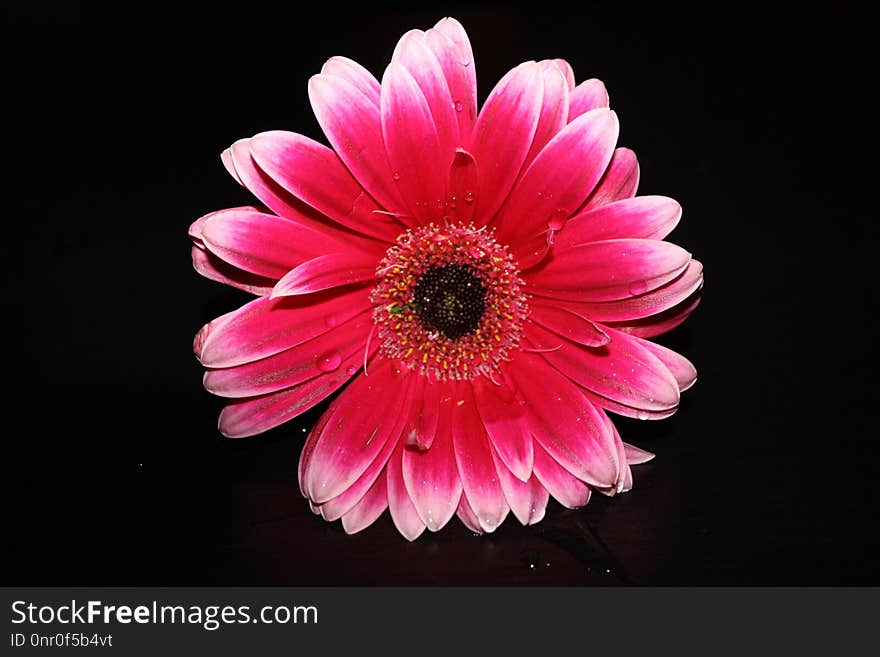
<box><xmin>370</xmin><ymin>222</ymin><xmax>528</xmax><ymax>381</ymax></box>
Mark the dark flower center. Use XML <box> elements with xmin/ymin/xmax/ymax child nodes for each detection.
<box><xmin>413</xmin><ymin>264</ymin><xmax>486</xmax><ymax>340</ymax></box>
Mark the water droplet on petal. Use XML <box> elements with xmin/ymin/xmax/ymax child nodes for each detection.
<box><xmin>454</xmin><ymin>100</ymin><xmax>464</xmax><ymax>112</ymax></box>
<box><xmin>463</xmin><ymin>190</ymin><xmax>475</xmax><ymax>204</ymax></box>
<box><xmin>628</xmin><ymin>280</ymin><xmax>648</xmax><ymax>295</ymax></box>
<box><xmin>548</xmin><ymin>208</ymin><xmax>568</xmax><ymax>231</ymax></box>
<box><xmin>345</xmin><ymin>365</ymin><xmax>357</xmax><ymax>376</ymax></box>
<box><xmin>317</xmin><ymin>351</ymin><xmax>342</xmax><ymax>372</ymax></box>
<box><xmin>392</xmin><ymin>171</ymin><xmax>401</xmax><ymax>181</ymax></box>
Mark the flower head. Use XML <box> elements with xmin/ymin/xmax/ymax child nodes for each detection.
<box><xmin>190</xmin><ymin>18</ymin><xmax>702</xmax><ymax>539</ymax></box>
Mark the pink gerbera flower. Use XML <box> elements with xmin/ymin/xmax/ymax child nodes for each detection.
<box><xmin>189</xmin><ymin>18</ymin><xmax>702</xmax><ymax>540</ymax></box>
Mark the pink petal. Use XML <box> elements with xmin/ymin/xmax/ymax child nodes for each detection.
<box><xmin>569</xmin><ymin>79</ymin><xmax>610</xmax><ymax>121</ymax></box>
<box><xmin>452</xmin><ymin>384</ymin><xmax>509</xmax><ymax>532</ymax></box>
<box><xmin>380</xmin><ymin>62</ymin><xmax>449</xmax><ymax>223</ymax></box>
<box><xmin>582</xmin><ymin>147</ymin><xmax>640</xmax><ymax>211</ymax></box>
<box><xmin>608</xmin><ymin>291</ymin><xmax>702</xmax><ymax>338</ymax></box>
<box><xmin>490</xmin><ymin>445</ymin><xmax>549</xmax><ymax>526</ymax></box>
<box><xmin>297</xmin><ymin>409</ymin><xmax>330</xmax><ymax>497</ymax></box>
<box><xmin>470</xmin><ymin>62</ymin><xmax>543</xmax><ymax>223</ymax></box>
<box><xmin>525</xmin><ymin>321</ymin><xmax>680</xmax><ymax>412</ymax></box>
<box><xmin>522</xmin><ymin>61</ymin><xmax>570</xmax><ymax>171</ymax></box>
<box><xmin>322</xmin><ymin>424</ymin><xmax>398</xmax><ymax>522</ymax></box>
<box><xmin>568</xmin><ymin>260</ymin><xmax>703</xmax><ymax>323</ymax></box>
<box><xmin>387</xmin><ymin>442</ymin><xmax>427</xmax><ymax>541</ymax></box>
<box><xmin>629</xmin><ymin>333</ymin><xmax>698</xmax><ymax>391</ymax></box>
<box><xmin>320</xmin><ymin>56</ymin><xmax>381</xmax><ymax>106</ymax></box>
<box><xmin>433</xmin><ymin>18</ymin><xmax>477</xmax><ymax>125</ymax></box>
<box><xmin>249</xmin><ymin>131</ymin><xmax>401</xmax><ymax>241</ymax></box>
<box><xmin>229</xmin><ymin>139</ymin><xmax>350</xmax><ymax>239</ymax></box>
<box><xmin>196</xmin><ymin>285</ymin><xmax>371</xmax><ymax>368</ymax></box>
<box><xmin>509</xmin><ymin>353</ymin><xmax>619</xmax><ymax>488</ymax></box>
<box><xmin>530</xmin><ymin>301</ymin><xmax>611</xmax><ymax>347</ymax></box>
<box><xmin>309</xmin><ymin>73</ymin><xmax>406</xmax><ymax>215</ymax></box>
<box><xmin>425</xmin><ymin>25</ymin><xmax>477</xmax><ymax>144</ymax></box>
<box><xmin>402</xmin><ymin>376</ymin><xmax>440</xmax><ymax>451</ymax></box>
<box><xmin>200</xmin><ymin>208</ymin><xmax>364</xmax><ymax>279</ymax></box>
<box><xmin>270</xmin><ymin>252</ymin><xmax>377</xmax><ymax>298</ymax></box>
<box><xmin>532</xmin><ymin>442</ymin><xmax>592</xmax><ymax>509</ymax></box>
<box><xmin>497</xmin><ymin>108</ymin><xmax>620</xmax><ymax>266</ymax></box>
<box><xmin>190</xmin><ymin>245</ymin><xmax>276</xmax><ymax>296</ymax></box>
<box><xmin>217</xmin><ymin>349</ymin><xmax>373</xmax><ymax>438</ymax></box>
<box><xmin>304</xmin><ymin>360</ymin><xmax>409</xmax><ymax>503</ymax></box>
<box><xmin>624</xmin><ymin>442</ymin><xmax>655</xmax><ymax>465</ymax></box>
<box><xmin>203</xmin><ymin>312</ymin><xmax>373</xmax><ymax>398</ymax></box>
<box><xmin>221</xmin><ymin>147</ymin><xmax>241</xmax><ymax>185</ymax></box>
<box><xmin>392</xmin><ymin>30</ymin><xmax>458</xmax><ymax>153</ymax></box>
<box><xmin>402</xmin><ymin>395</ymin><xmax>463</xmax><ymax>531</ymax></box>
<box><xmin>581</xmin><ymin>388</ymin><xmax>678</xmax><ymax>421</ymax></box>
<box><xmin>341</xmin><ymin>471</ymin><xmax>389</xmax><ymax>535</ymax></box>
<box><xmin>529</xmin><ymin>238</ymin><xmax>692</xmax><ymax>302</ymax></box>
<box><xmin>555</xmin><ymin>196</ymin><xmax>682</xmax><ymax>248</ymax></box>
<box><xmin>448</xmin><ymin>148</ymin><xmax>478</xmax><ymax>223</ymax></box>
<box><xmin>455</xmin><ymin>495</ymin><xmax>483</xmax><ymax>534</ymax></box>
<box><xmin>472</xmin><ymin>375</ymin><xmax>534</xmax><ymax>482</ymax></box>
<box><xmin>550</xmin><ymin>58</ymin><xmax>576</xmax><ymax>90</ymax></box>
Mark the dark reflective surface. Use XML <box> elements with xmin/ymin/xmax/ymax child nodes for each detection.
<box><xmin>3</xmin><ymin>2</ymin><xmax>876</xmax><ymax>584</ymax></box>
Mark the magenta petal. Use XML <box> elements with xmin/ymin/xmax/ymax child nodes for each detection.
<box><xmin>630</xmin><ymin>333</ymin><xmax>698</xmax><ymax>392</ymax></box>
<box><xmin>497</xmin><ymin>108</ymin><xmax>619</xmax><ymax>255</ymax></box>
<box><xmin>609</xmin><ymin>292</ymin><xmax>702</xmax><ymax>338</ymax></box>
<box><xmin>227</xmin><ymin>141</ymin><xmax>366</xmax><ymax>246</ymax></box>
<box><xmin>452</xmin><ymin>384</ymin><xmax>509</xmax><ymax>533</ymax></box>
<box><xmin>387</xmin><ymin>442</ymin><xmax>427</xmax><ymax>541</ymax></box>
<box><xmin>309</xmin><ymin>73</ymin><xmax>406</xmax><ymax>215</ymax></box>
<box><xmin>432</xmin><ymin>18</ymin><xmax>477</xmax><ymax>133</ymax></box>
<box><xmin>381</xmin><ymin>62</ymin><xmax>449</xmax><ymax>223</ymax></box>
<box><xmin>320</xmin><ymin>56</ymin><xmax>381</xmax><ymax>106</ymax></box>
<box><xmin>402</xmin><ymin>377</ymin><xmax>440</xmax><ymax>451</ymax></box>
<box><xmin>391</xmin><ymin>30</ymin><xmax>459</xmax><ymax>153</ymax></box>
<box><xmin>550</xmin><ymin>58</ymin><xmax>576</xmax><ymax>90</ymax></box>
<box><xmin>402</xmin><ymin>395</ymin><xmax>463</xmax><ymax>531</ymax></box>
<box><xmin>200</xmin><ymin>208</ymin><xmax>367</xmax><ymax>279</ymax></box>
<box><xmin>624</xmin><ymin>442</ymin><xmax>655</xmax><ymax>464</ymax></box>
<box><xmin>470</xmin><ymin>62</ymin><xmax>543</xmax><ymax>223</ymax></box>
<box><xmin>249</xmin><ymin>131</ymin><xmax>400</xmax><ymax>241</ymax></box>
<box><xmin>425</xmin><ymin>25</ymin><xmax>477</xmax><ymax>143</ymax></box>
<box><xmin>190</xmin><ymin>245</ymin><xmax>276</xmax><ymax>296</ymax></box>
<box><xmin>455</xmin><ymin>495</ymin><xmax>483</xmax><ymax>534</ymax></box>
<box><xmin>448</xmin><ymin>148</ymin><xmax>478</xmax><ymax>223</ymax></box>
<box><xmin>221</xmin><ymin>147</ymin><xmax>241</xmax><ymax>185</ymax></box>
<box><xmin>522</xmin><ymin>61</ymin><xmax>570</xmax><ymax>170</ymax></box>
<box><xmin>305</xmin><ymin>361</ymin><xmax>408</xmax><ymax>503</ymax></box>
<box><xmin>270</xmin><ymin>253</ymin><xmax>377</xmax><ymax>298</ymax></box>
<box><xmin>217</xmin><ymin>350</ymin><xmax>372</xmax><ymax>438</ymax></box>
<box><xmin>196</xmin><ymin>285</ymin><xmax>370</xmax><ymax>368</ymax></box>
<box><xmin>322</xmin><ymin>424</ymin><xmax>398</xmax><ymax>522</ymax></box>
<box><xmin>472</xmin><ymin>375</ymin><xmax>534</xmax><ymax>482</ymax></box>
<box><xmin>341</xmin><ymin>471</ymin><xmax>389</xmax><ymax>535</ymax></box>
<box><xmin>531</xmin><ymin>442</ymin><xmax>592</xmax><ymax>509</ymax></box>
<box><xmin>571</xmin><ymin>260</ymin><xmax>703</xmax><ymax>323</ymax></box>
<box><xmin>509</xmin><ymin>353</ymin><xmax>619</xmax><ymax>488</ymax></box>
<box><xmin>526</xmin><ymin>321</ymin><xmax>680</xmax><ymax>412</ymax></box>
<box><xmin>556</xmin><ymin>196</ymin><xmax>682</xmax><ymax>247</ymax></box>
<box><xmin>530</xmin><ymin>301</ymin><xmax>611</xmax><ymax>347</ymax></box>
<box><xmin>298</xmin><ymin>409</ymin><xmax>330</xmax><ymax>497</ymax></box>
<box><xmin>491</xmin><ymin>445</ymin><xmax>549</xmax><ymax>526</ymax></box>
<box><xmin>203</xmin><ymin>313</ymin><xmax>372</xmax><ymax>398</ymax></box>
<box><xmin>568</xmin><ymin>79</ymin><xmax>610</xmax><ymax>122</ymax></box>
<box><xmin>582</xmin><ymin>147</ymin><xmax>640</xmax><ymax>211</ymax></box>
<box><xmin>529</xmin><ymin>238</ymin><xmax>691</xmax><ymax>302</ymax></box>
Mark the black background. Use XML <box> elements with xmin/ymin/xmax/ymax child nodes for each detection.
<box><xmin>3</xmin><ymin>1</ymin><xmax>876</xmax><ymax>585</ymax></box>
